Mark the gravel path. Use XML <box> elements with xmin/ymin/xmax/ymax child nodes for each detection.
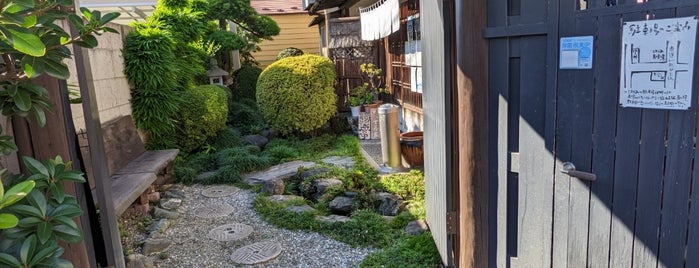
<box><xmin>152</xmin><ymin>184</ymin><xmax>377</xmax><ymax>267</ymax></box>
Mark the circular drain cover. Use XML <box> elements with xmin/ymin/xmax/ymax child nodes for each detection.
<box><xmin>208</xmin><ymin>223</ymin><xmax>253</xmax><ymax>241</ymax></box>
<box><xmin>201</xmin><ymin>185</ymin><xmax>239</xmax><ymax>198</ymax></box>
<box><xmin>230</xmin><ymin>241</ymin><xmax>282</xmax><ymax>265</ymax></box>
<box><xmin>193</xmin><ymin>204</ymin><xmax>234</xmax><ymax>218</ymax></box>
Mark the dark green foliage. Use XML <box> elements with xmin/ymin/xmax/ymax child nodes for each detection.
<box><xmin>212</xmin><ymin>127</ymin><xmax>243</xmax><ymax>149</ymax></box>
<box><xmin>361</xmin><ymin>232</ymin><xmax>442</xmax><ymax>268</ymax></box>
<box><xmin>204</xmin><ymin>165</ymin><xmax>242</xmax><ymax>184</ymax></box>
<box><xmin>187</xmin><ymin>153</ymin><xmax>217</xmax><ymax>173</ymax></box>
<box><xmin>216</xmin><ymin>146</ymin><xmax>272</xmax><ymax>172</ymax></box>
<box><xmin>207</xmin><ymin>0</ymin><xmax>280</xmax><ymax>39</ymax></box>
<box><xmin>276</xmin><ymin>47</ymin><xmax>304</xmax><ymax>60</ymax></box>
<box><xmin>256</xmin><ymin>55</ymin><xmax>337</xmax><ymax>135</ymax></box>
<box><xmin>173</xmin><ymin>166</ymin><xmax>197</xmax><ymax>184</ymax></box>
<box><xmin>176</xmin><ymin>85</ymin><xmax>228</xmax><ymax>152</ymax></box>
<box><xmin>228</xmin><ymin>98</ymin><xmax>265</xmax><ymax>129</ymax></box>
<box><xmin>232</xmin><ymin>64</ymin><xmax>262</xmax><ymax>100</ymax></box>
<box><xmin>261</xmin><ymin>145</ymin><xmax>299</xmax><ymax>163</ymax></box>
<box><xmin>207</xmin><ymin>29</ymin><xmax>246</xmax><ymax>52</ymax></box>
<box><xmin>150</xmin><ymin>6</ymin><xmax>206</xmax><ymax>43</ymax></box>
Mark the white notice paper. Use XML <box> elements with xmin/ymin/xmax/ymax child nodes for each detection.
<box><xmin>620</xmin><ymin>16</ymin><xmax>698</xmax><ymax>110</ymax></box>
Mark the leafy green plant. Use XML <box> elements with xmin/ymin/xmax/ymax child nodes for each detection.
<box><xmin>0</xmin><ymin>156</ymin><xmax>88</xmax><ymax>267</ymax></box>
<box><xmin>348</xmin><ymin>83</ymin><xmax>374</xmax><ymax>106</ymax></box>
<box><xmin>256</xmin><ymin>54</ymin><xmax>337</xmax><ymax>135</ymax></box>
<box><xmin>360</xmin><ymin>232</ymin><xmax>441</xmax><ymax>267</ymax></box>
<box><xmin>0</xmin><ymin>174</ymin><xmax>34</xmax><ymax>229</ymax></box>
<box><xmin>276</xmin><ymin>47</ymin><xmax>304</xmax><ymax>60</ymax></box>
<box><xmin>176</xmin><ymin>85</ymin><xmax>228</xmax><ymax>152</ymax></box>
<box><xmin>379</xmin><ymin>170</ymin><xmax>425</xmax><ymax>201</ymax></box>
<box><xmin>231</xmin><ymin>64</ymin><xmax>262</xmax><ymax>100</ymax></box>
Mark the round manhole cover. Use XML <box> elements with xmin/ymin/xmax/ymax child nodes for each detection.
<box><xmin>208</xmin><ymin>223</ymin><xmax>253</xmax><ymax>241</ymax></box>
<box><xmin>201</xmin><ymin>185</ymin><xmax>239</xmax><ymax>198</ymax></box>
<box><xmin>230</xmin><ymin>241</ymin><xmax>282</xmax><ymax>265</ymax></box>
<box><xmin>193</xmin><ymin>204</ymin><xmax>235</xmax><ymax>218</ymax></box>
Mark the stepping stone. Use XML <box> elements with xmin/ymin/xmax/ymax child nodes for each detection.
<box><xmin>230</xmin><ymin>241</ymin><xmax>282</xmax><ymax>265</ymax></box>
<box><xmin>266</xmin><ymin>195</ymin><xmax>304</xmax><ymax>203</ymax></box>
<box><xmin>193</xmin><ymin>204</ymin><xmax>235</xmax><ymax>218</ymax></box>
<box><xmin>243</xmin><ymin>161</ymin><xmax>316</xmax><ymax>185</ymax></box>
<box><xmin>321</xmin><ymin>156</ymin><xmax>356</xmax><ymax>169</ymax></box>
<box><xmin>201</xmin><ymin>185</ymin><xmax>239</xmax><ymax>198</ymax></box>
<box><xmin>208</xmin><ymin>223</ymin><xmax>253</xmax><ymax>242</ymax></box>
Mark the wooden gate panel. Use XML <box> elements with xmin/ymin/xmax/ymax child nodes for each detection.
<box><xmin>586</xmin><ymin>14</ymin><xmax>620</xmax><ymax>268</ymax></box>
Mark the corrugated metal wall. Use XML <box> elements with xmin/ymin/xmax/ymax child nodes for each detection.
<box><xmin>421</xmin><ymin>0</ymin><xmax>449</xmax><ymax>264</ymax></box>
<box><xmin>253</xmin><ymin>13</ymin><xmax>321</xmax><ymax>68</ymax></box>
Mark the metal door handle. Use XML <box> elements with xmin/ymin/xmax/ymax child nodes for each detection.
<box><xmin>561</xmin><ymin>162</ymin><xmax>596</xmax><ymax>181</ymax></box>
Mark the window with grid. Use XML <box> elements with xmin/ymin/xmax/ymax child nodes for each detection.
<box><xmin>387</xmin><ymin>0</ymin><xmax>422</xmax><ymax>110</ymax></box>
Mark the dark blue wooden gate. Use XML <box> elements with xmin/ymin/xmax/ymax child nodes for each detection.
<box><xmin>488</xmin><ymin>0</ymin><xmax>699</xmax><ymax>267</ymax></box>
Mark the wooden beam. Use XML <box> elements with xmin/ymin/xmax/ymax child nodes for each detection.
<box><xmin>70</xmin><ymin>18</ymin><xmax>126</xmax><ymax>268</ymax></box>
<box><xmin>454</xmin><ymin>0</ymin><xmax>489</xmax><ymax>266</ymax></box>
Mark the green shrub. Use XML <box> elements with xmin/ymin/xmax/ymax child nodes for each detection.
<box><xmin>228</xmin><ymin>98</ymin><xmax>265</xmax><ymax>128</ymax></box>
<box><xmin>379</xmin><ymin>170</ymin><xmax>425</xmax><ymax>201</ymax></box>
<box><xmin>276</xmin><ymin>47</ymin><xmax>304</xmax><ymax>60</ymax></box>
<box><xmin>360</xmin><ymin>232</ymin><xmax>441</xmax><ymax>267</ymax></box>
<box><xmin>256</xmin><ymin>54</ymin><xmax>337</xmax><ymax>135</ymax></box>
<box><xmin>216</xmin><ymin>146</ymin><xmax>273</xmax><ymax>173</ymax></box>
<box><xmin>232</xmin><ymin>64</ymin><xmax>263</xmax><ymax>100</ymax></box>
<box><xmin>212</xmin><ymin>127</ymin><xmax>243</xmax><ymax>149</ymax></box>
<box><xmin>123</xmin><ymin>24</ymin><xmax>181</xmax><ymax>149</ymax></box>
<box><xmin>177</xmin><ymin>85</ymin><xmax>228</xmax><ymax>151</ymax></box>
<box><xmin>261</xmin><ymin>144</ymin><xmax>299</xmax><ymax>163</ymax></box>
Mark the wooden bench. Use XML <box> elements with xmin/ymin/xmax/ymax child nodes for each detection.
<box><xmin>80</xmin><ymin>116</ymin><xmax>179</xmax><ymax>215</ymax></box>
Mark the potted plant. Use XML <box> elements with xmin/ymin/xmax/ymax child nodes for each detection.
<box><xmin>349</xmin><ymin>83</ymin><xmax>374</xmax><ymax>117</ymax></box>
<box><xmin>359</xmin><ymin>63</ymin><xmax>389</xmax><ymax>106</ymax></box>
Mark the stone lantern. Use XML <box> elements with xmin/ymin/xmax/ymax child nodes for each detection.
<box><xmin>206</xmin><ymin>59</ymin><xmax>229</xmax><ymax>85</ymax></box>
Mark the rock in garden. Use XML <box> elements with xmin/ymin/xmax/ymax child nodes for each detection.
<box><xmin>375</xmin><ymin>192</ymin><xmax>405</xmax><ymax>216</ymax></box>
<box><xmin>147</xmin><ymin>219</ymin><xmax>171</xmax><ymax>234</ymax></box>
<box><xmin>126</xmin><ymin>254</ymin><xmax>154</xmax><ymax>268</ymax></box>
<box><xmin>294</xmin><ymin>167</ymin><xmax>331</xmax><ymax>181</ymax></box>
<box><xmin>142</xmin><ymin>238</ymin><xmax>171</xmax><ymax>255</ymax></box>
<box><xmin>243</xmin><ymin>134</ymin><xmax>269</xmax><ymax>149</ymax></box>
<box><xmin>405</xmin><ymin>220</ymin><xmax>429</xmax><ymax>235</ymax></box>
<box><xmin>329</xmin><ymin>196</ymin><xmax>357</xmax><ymax>215</ymax></box>
<box><xmin>313</xmin><ymin>178</ymin><xmax>343</xmax><ymax>200</ymax></box>
<box><xmin>147</xmin><ymin>192</ymin><xmax>160</xmax><ymax>203</ymax></box>
<box><xmin>316</xmin><ymin>214</ymin><xmax>351</xmax><ymax>223</ymax></box>
<box><xmin>196</xmin><ymin>171</ymin><xmax>216</xmax><ymax>181</ymax></box>
<box><xmin>243</xmin><ymin>161</ymin><xmax>316</xmax><ymax>185</ymax></box>
<box><xmin>153</xmin><ymin>207</ymin><xmax>179</xmax><ymax>219</ymax></box>
<box><xmin>266</xmin><ymin>195</ymin><xmax>304</xmax><ymax>204</ymax></box>
<box><xmin>160</xmin><ymin>199</ymin><xmax>182</xmax><ymax>210</ymax></box>
<box><xmin>286</xmin><ymin>205</ymin><xmax>317</xmax><ymax>214</ymax></box>
<box><xmin>163</xmin><ymin>189</ymin><xmax>186</xmax><ymax>199</ymax></box>
<box><xmin>344</xmin><ymin>191</ymin><xmax>358</xmax><ymax>198</ymax></box>
<box><xmin>321</xmin><ymin>156</ymin><xmax>356</xmax><ymax>169</ymax></box>
<box><xmin>263</xmin><ymin>178</ymin><xmax>285</xmax><ymax>195</ymax></box>
<box><xmin>260</xmin><ymin>129</ymin><xmax>276</xmax><ymax>139</ymax></box>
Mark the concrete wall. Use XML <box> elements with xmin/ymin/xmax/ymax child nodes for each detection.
<box><xmin>253</xmin><ymin>13</ymin><xmax>321</xmax><ymax>68</ymax></box>
<box><xmin>68</xmin><ymin>22</ymin><xmax>133</xmax><ymax>132</ymax></box>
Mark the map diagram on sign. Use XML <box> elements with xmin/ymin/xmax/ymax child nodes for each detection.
<box><xmin>620</xmin><ymin>16</ymin><xmax>698</xmax><ymax>110</ymax></box>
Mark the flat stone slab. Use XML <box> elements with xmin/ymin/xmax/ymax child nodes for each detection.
<box><xmin>208</xmin><ymin>223</ymin><xmax>253</xmax><ymax>242</ymax></box>
<box><xmin>266</xmin><ymin>195</ymin><xmax>304</xmax><ymax>204</ymax></box>
<box><xmin>316</xmin><ymin>214</ymin><xmax>351</xmax><ymax>223</ymax></box>
<box><xmin>243</xmin><ymin>161</ymin><xmax>316</xmax><ymax>185</ymax></box>
<box><xmin>285</xmin><ymin>205</ymin><xmax>316</xmax><ymax>214</ymax></box>
<box><xmin>321</xmin><ymin>156</ymin><xmax>356</xmax><ymax>169</ymax></box>
<box><xmin>201</xmin><ymin>185</ymin><xmax>239</xmax><ymax>198</ymax></box>
<box><xmin>192</xmin><ymin>204</ymin><xmax>235</xmax><ymax>218</ymax></box>
<box><xmin>230</xmin><ymin>241</ymin><xmax>282</xmax><ymax>265</ymax></box>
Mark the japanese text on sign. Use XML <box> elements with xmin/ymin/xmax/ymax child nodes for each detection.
<box><xmin>620</xmin><ymin>16</ymin><xmax>698</xmax><ymax>110</ymax></box>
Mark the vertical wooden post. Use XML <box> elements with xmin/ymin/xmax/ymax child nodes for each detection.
<box><xmin>70</xmin><ymin>24</ymin><xmax>126</xmax><ymax>268</ymax></box>
<box><xmin>453</xmin><ymin>0</ymin><xmax>489</xmax><ymax>266</ymax></box>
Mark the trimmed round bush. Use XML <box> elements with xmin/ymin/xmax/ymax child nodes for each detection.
<box><xmin>232</xmin><ymin>64</ymin><xmax>262</xmax><ymax>100</ymax></box>
<box><xmin>256</xmin><ymin>54</ymin><xmax>337</xmax><ymax>135</ymax></box>
<box><xmin>276</xmin><ymin>47</ymin><xmax>304</xmax><ymax>60</ymax></box>
<box><xmin>177</xmin><ymin>85</ymin><xmax>228</xmax><ymax>151</ymax></box>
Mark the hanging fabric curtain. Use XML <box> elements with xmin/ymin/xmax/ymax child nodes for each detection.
<box><xmin>359</xmin><ymin>0</ymin><xmax>400</xmax><ymax>41</ymax></box>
